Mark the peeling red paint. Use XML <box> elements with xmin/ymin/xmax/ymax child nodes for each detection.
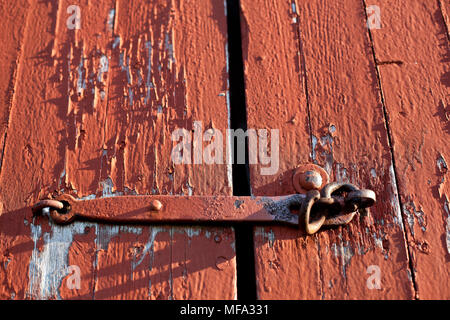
<box><xmin>243</xmin><ymin>0</ymin><xmax>414</xmax><ymax>299</ymax></box>
<box><xmin>0</xmin><ymin>0</ymin><xmax>236</xmax><ymax>299</ymax></box>
<box><xmin>0</xmin><ymin>0</ymin><xmax>29</xmax><ymax>173</ymax></box>
<box><xmin>369</xmin><ymin>0</ymin><xmax>450</xmax><ymax>299</ymax></box>
<box><xmin>0</xmin><ymin>0</ymin><xmax>448</xmax><ymax>300</ymax></box>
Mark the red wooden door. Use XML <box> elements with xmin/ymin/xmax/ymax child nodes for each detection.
<box><xmin>0</xmin><ymin>0</ymin><xmax>236</xmax><ymax>300</ymax></box>
<box><xmin>0</xmin><ymin>0</ymin><xmax>448</xmax><ymax>300</ymax></box>
<box><xmin>241</xmin><ymin>0</ymin><xmax>449</xmax><ymax>299</ymax></box>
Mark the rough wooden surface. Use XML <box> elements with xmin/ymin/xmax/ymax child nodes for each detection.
<box><xmin>0</xmin><ymin>0</ymin><xmax>29</xmax><ymax>175</ymax></box>
<box><xmin>241</xmin><ymin>0</ymin><xmax>419</xmax><ymax>299</ymax></box>
<box><xmin>0</xmin><ymin>0</ymin><xmax>447</xmax><ymax>300</ymax></box>
<box><xmin>0</xmin><ymin>0</ymin><xmax>236</xmax><ymax>299</ymax></box>
<box><xmin>368</xmin><ymin>0</ymin><xmax>449</xmax><ymax>299</ymax></box>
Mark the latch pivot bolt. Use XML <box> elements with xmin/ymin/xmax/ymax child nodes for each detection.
<box><xmin>293</xmin><ymin>163</ymin><xmax>329</xmax><ymax>193</ymax></box>
<box><xmin>299</xmin><ymin>170</ymin><xmax>322</xmax><ymax>190</ymax></box>
<box><xmin>149</xmin><ymin>199</ymin><xmax>163</xmax><ymax>211</ymax></box>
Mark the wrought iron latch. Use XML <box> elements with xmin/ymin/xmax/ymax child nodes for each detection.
<box><xmin>32</xmin><ymin>165</ymin><xmax>376</xmax><ymax>235</ymax></box>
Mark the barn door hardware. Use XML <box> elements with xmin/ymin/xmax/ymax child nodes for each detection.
<box><xmin>32</xmin><ymin>167</ymin><xmax>375</xmax><ymax>235</ymax></box>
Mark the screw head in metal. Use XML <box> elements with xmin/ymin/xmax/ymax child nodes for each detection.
<box><xmin>149</xmin><ymin>199</ymin><xmax>163</xmax><ymax>211</ymax></box>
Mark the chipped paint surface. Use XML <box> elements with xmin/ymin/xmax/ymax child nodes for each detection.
<box><xmin>28</xmin><ymin>220</ymin><xmax>92</xmax><ymax>299</ymax></box>
<box><xmin>437</xmin><ymin>154</ymin><xmax>448</xmax><ymax>174</ymax></box>
<box><xmin>0</xmin><ymin>0</ymin><xmax>236</xmax><ymax>300</ymax></box>
<box><xmin>245</xmin><ymin>0</ymin><xmax>416</xmax><ymax>299</ymax></box>
<box><xmin>27</xmin><ymin>218</ymin><xmax>144</xmax><ymax>299</ymax></box>
<box><xmin>330</xmin><ymin>240</ymin><xmax>354</xmax><ymax>279</ymax></box>
<box><xmin>254</xmin><ymin>228</ymin><xmax>275</xmax><ymax>248</ymax></box>
<box><xmin>368</xmin><ymin>0</ymin><xmax>450</xmax><ymax>299</ymax></box>
<box><xmin>0</xmin><ymin>0</ymin><xmax>448</xmax><ymax>300</ymax></box>
<box><xmin>403</xmin><ymin>202</ymin><xmax>427</xmax><ymax>236</ymax></box>
<box><xmin>388</xmin><ymin>164</ymin><xmax>404</xmax><ymax>228</ymax></box>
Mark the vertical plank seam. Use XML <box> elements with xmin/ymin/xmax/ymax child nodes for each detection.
<box><xmin>361</xmin><ymin>0</ymin><xmax>419</xmax><ymax>299</ymax></box>
<box><xmin>438</xmin><ymin>0</ymin><xmax>450</xmax><ymax>42</ymax></box>
<box><xmin>292</xmin><ymin>0</ymin><xmax>323</xmax><ymax>298</ymax></box>
<box><xmin>0</xmin><ymin>132</ymin><xmax>7</xmax><ymax>178</ymax></box>
<box><xmin>293</xmin><ymin>0</ymin><xmax>314</xmax><ymax>156</ymax></box>
<box><xmin>0</xmin><ymin>3</ymin><xmax>31</xmax><ymax>178</ymax></box>
<box><xmin>227</xmin><ymin>0</ymin><xmax>257</xmax><ymax>300</ymax></box>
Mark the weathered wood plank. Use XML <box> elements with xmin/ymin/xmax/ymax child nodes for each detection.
<box><xmin>0</xmin><ymin>0</ymin><xmax>116</xmax><ymax>300</ymax></box>
<box><xmin>367</xmin><ymin>0</ymin><xmax>449</xmax><ymax>299</ymax></box>
<box><xmin>0</xmin><ymin>0</ymin><xmax>77</xmax><ymax>299</ymax></box>
<box><xmin>301</xmin><ymin>0</ymin><xmax>413</xmax><ymax>299</ymax></box>
<box><xmin>241</xmin><ymin>0</ymin><xmax>414</xmax><ymax>299</ymax></box>
<box><xmin>0</xmin><ymin>0</ymin><xmax>236</xmax><ymax>299</ymax></box>
<box><xmin>238</xmin><ymin>0</ymin><xmax>317</xmax><ymax>299</ymax></box>
<box><xmin>92</xmin><ymin>226</ymin><xmax>236</xmax><ymax>299</ymax></box>
<box><xmin>91</xmin><ymin>0</ymin><xmax>236</xmax><ymax>300</ymax></box>
<box><xmin>0</xmin><ymin>0</ymin><xmax>29</xmax><ymax>176</ymax></box>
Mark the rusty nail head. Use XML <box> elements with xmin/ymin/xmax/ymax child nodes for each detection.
<box><xmin>149</xmin><ymin>199</ymin><xmax>163</xmax><ymax>211</ymax></box>
<box><xmin>300</xmin><ymin>170</ymin><xmax>322</xmax><ymax>190</ymax></box>
<box><xmin>293</xmin><ymin>163</ymin><xmax>329</xmax><ymax>194</ymax></box>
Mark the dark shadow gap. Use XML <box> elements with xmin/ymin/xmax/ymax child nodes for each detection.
<box><xmin>226</xmin><ymin>0</ymin><xmax>257</xmax><ymax>300</ymax></box>
<box><xmin>0</xmin><ymin>132</ymin><xmax>7</xmax><ymax>175</ymax></box>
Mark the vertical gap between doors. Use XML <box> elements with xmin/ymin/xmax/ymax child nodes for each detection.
<box><xmin>226</xmin><ymin>0</ymin><xmax>257</xmax><ymax>301</ymax></box>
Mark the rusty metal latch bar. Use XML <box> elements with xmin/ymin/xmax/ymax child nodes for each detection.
<box><xmin>32</xmin><ymin>182</ymin><xmax>375</xmax><ymax>235</ymax></box>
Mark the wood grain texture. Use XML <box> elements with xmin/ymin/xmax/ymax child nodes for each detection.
<box><xmin>1</xmin><ymin>0</ymin><xmax>446</xmax><ymax>300</ymax></box>
<box><xmin>0</xmin><ymin>0</ymin><xmax>29</xmax><ymax>175</ymax></box>
<box><xmin>367</xmin><ymin>0</ymin><xmax>450</xmax><ymax>299</ymax></box>
<box><xmin>0</xmin><ymin>0</ymin><xmax>236</xmax><ymax>299</ymax></box>
<box><xmin>241</xmin><ymin>0</ymin><xmax>415</xmax><ymax>299</ymax></box>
